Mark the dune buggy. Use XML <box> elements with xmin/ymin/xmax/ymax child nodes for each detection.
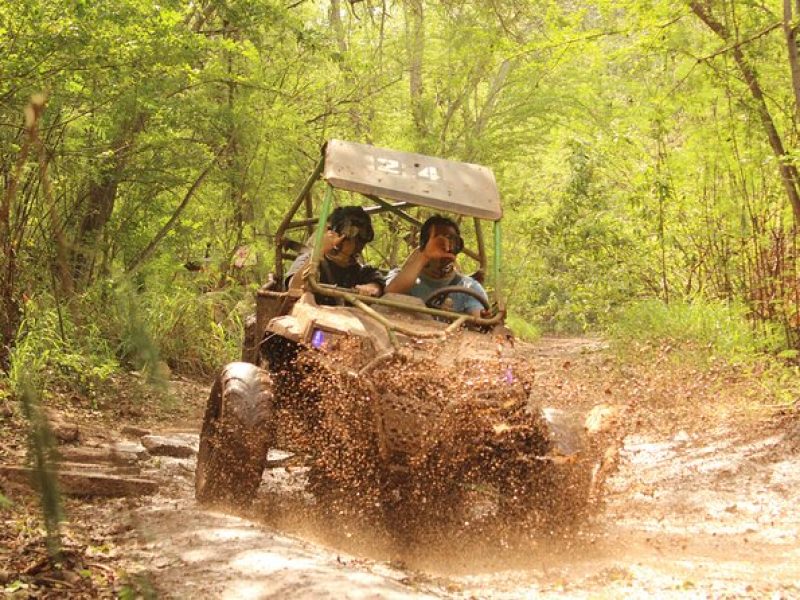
<box><xmin>195</xmin><ymin>140</ymin><xmax>604</xmax><ymax>532</ymax></box>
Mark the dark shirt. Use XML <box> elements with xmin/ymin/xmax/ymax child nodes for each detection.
<box><xmin>284</xmin><ymin>251</ymin><xmax>385</xmax><ymax>306</ymax></box>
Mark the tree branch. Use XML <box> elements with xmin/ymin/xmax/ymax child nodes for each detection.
<box><xmin>125</xmin><ymin>140</ymin><xmax>231</xmax><ymax>275</ymax></box>
<box><xmin>696</xmin><ymin>20</ymin><xmax>783</xmax><ymax>62</ymax></box>
<box><xmin>690</xmin><ymin>1</ymin><xmax>800</xmax><ymax>220</ymax></box>
<box><xmin>784</xmin><ymin>0</ymin><xmax>800</xmax><ymax>117</ymax></box>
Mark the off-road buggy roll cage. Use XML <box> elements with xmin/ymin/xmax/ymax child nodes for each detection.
<box><xmin>266</xmin><ymin>139</ymin><xmax>506</xmax><ymax>340</ymax></box>
<box><xmin>199</xmin><ymin>140</ymin><xmax>609</xmax><ymax>529</ymax></box>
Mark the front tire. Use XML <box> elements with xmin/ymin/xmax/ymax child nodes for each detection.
<box><xmin>195</xmin><ymin>362</ymin><xmax>274</xmax><ymax>505</ymax></box>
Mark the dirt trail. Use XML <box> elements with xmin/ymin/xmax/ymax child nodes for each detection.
<box><xmin>120</xmin><ymin>337</ymin><xmax>800</xmax><ymax>598</ymax></box>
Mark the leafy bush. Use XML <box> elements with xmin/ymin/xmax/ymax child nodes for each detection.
<box><xmin>145</xmin><ymin>288</ymin><xmax>245</xmax><ymax>375</ymax></box>
<box><xmin>99</xmin><ymin>281</ymin><xmax>245</xmax><ymax>377</ymax></box>
<box><xmin>5</xmin><ymin>295</ymin><xmax>119</xmax><ymax>400</ymax></box>
<box><xmin>3</xmin><ymin>278</ymin><xmax>247</xmax><ymax>402</ymax></box>
<box><xmin>506</xmin><ymin>312</ymin><xmax>541</xmax><ymax>342</ymax></box>
<box><xmin>609</xmin><ymin>299</ymin><xmax>783</xmax><ymax>361</ymax></box>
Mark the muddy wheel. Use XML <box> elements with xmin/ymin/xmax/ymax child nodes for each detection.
<box><xmin>195</xmin><ymin>362</ymin><xmax>274</xmax><ymax>505</ymax></box>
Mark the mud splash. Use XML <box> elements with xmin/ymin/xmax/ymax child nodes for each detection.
<box><xmin>120</xmin><ymin>338</ymin><xmax>800</xmax><ymax>598</ymax></box>
<box><xmin>260</xmin><ymin>336</ymin><xmax>604</xmax><ymax>550</ymax></box>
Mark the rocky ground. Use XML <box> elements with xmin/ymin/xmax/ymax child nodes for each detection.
<box><xmin>2</xmin><ymin>338</ymin><xmax>799</xmax><ymax>598</ymax></box>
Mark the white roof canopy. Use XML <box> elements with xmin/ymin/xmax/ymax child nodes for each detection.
<box><xmin>323</xmin><ymin>139</ymin><xmax>502</xmax><ymax>221</ymax></box>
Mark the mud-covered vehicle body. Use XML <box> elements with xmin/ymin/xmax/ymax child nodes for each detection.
<box><xmin>196</xmin><ymin>140</ymin><xmax>602</xmax><ymax>530</ymax></box>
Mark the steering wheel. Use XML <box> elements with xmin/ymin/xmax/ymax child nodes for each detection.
<box><xmin>424</xmin><ymin>285</ymin><xmax>491</xmax><ymax>312</ymax></box>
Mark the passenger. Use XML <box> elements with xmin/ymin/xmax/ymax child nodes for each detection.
<box><xmin>385</xmin><ymin>215</ymin><xmax>489</xmax><ymax>317</ymax></box>
<box><xmin>285</xmin><ymin>206</ymin><xmax>384</xmax><ymax>305</ymax></box>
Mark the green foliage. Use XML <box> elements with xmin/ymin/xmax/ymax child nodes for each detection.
<box><xmin>100</xmin><ymin>280</ymin><xmax>244</xmax><ymax>377</ymax></box>
<box><xmin>3</xmin><ymin>580</ymin><xmax>30</xmax><ymax>594</ymax></box>
<box><xmin>754</xmin><ymin>360</ymin><xmax>800</xmax><ymax>408</ymax></box>
<box><xmin>147</xmin><ymin>287</ymin><xmax>245</xmax><ymax>376</ymax></box>
<box><xmin>609</xmin><ymin>299</ymin><xmax>783</xmax><ymax>361</ymax></box>
<box><xmin>106</xmin><ymin>283</ymin><xmax>165</xmax><ymax>384</ymax></box>
<box><xmin>118</xmin><ymin>574</ymin><xmax>157</xmax><ymax>600</ymax></box>
<box><xmin>7</xmin><ymin>296</ymin><xmax>119</xmax><ymax>400</ymax></box>
<box><xmin>18</xmin><ymin>381</ymin><xmax>63</xmax><ymax>559</ymax></box>
<box><xmin>506</xmin><ymin>313</ymin><xmax>541</xmax><ymax>343</ymax></box>
<box><xmin>505</xmin><ymin>140</ymin><xmax>647</xmax><ymax>333</ymax></box>
<box><xmin>4</xmin><ymin>278</ymin><xmax>242</xmax><ymax>401</ymax></box>
<box><xmin>4</xmin><ymin>0</ymin><xmax>800</xmax><ymax>384</ymax></box>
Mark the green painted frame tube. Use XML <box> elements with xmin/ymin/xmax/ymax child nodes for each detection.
<box><xmin>308</xmin><ymin>184</ymin><xmax>335</xmax><ymax>278</ymax></box>
<box><xmin>493</xmin><ymin>220</ymin><xmax>504</xmax><ymax>310</ymax></box>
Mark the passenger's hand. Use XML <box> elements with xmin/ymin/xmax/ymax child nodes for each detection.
<box><xmin>355</xmin><ymin>283</ymin><xmax>382</xmax><ymax>297</ymax></box>
<box><xmin>322</xmin><ymin>229</ymin><xmax>346</xmax><ymax>254</ymax></box>
<box><xmin>422</xmin><ymin>234</ymin><xmax>456</xmax><ymax>261</ymax></box>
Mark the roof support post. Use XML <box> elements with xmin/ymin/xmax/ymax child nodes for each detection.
<box><xmin>274</xmin><ymin>157</ymin><xmax>324</xmax><ymax>282</ymax></box>
<box><xmin>493</xmin><ymin>220</ymin><xmax>504</xmax><ymax>311</ymax></box>
<box><xmin>308</xmin><ymin>184</ymin><xmax>335</xmax><ymax>280</ymax></box>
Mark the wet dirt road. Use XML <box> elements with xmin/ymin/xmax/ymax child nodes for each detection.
<box><xmin>125</xmin><ymin>339</ymin><xmax>800</xmax><ymax>598</ymax></box>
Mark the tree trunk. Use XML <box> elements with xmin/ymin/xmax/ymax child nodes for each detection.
<box><xmin>330</xmin><ymin>0</ymin><xmax>348</xmax><ymax>53</ymax></box>
<box><xmin>329</xmin><ymin>0</ymin><xmax>367</xmax><ymax>135</ymax></box>
<box><xmin>405</xmin><ymin>0</ymin><xmax>428</xmax><ymax>144</ymax></box>
<box><xmin>1</xmin><ymin>96</ymin><xmax>45</xmax><ymax>366</ymax></box>
<box><xmin>784</xmin><ymin>0</ymin><xmax>800</xmax><ymax>119</ymax></box>
<box><xmin>690</xmin><ymin>1</ymin><xmax>800</xmax><ymax>221</ymax></box>
<box><xmin>72</xmin><ymin>113</ymin><xmax>147</xmax><ymax>289</ymax></box>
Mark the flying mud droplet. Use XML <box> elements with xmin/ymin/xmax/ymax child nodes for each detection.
<box><xmin>252</xmin><ymin>333</ymin><xmax>611</xmax><ymax>553</ymax></box>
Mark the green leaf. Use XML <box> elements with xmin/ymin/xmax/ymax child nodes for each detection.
<box><xmin>5</xmin><ymin>581</ymin><xmax>29</xmax><ymax>592</ymax></box>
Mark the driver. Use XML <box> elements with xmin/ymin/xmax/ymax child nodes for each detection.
<box><xmin>285</xmin><ymin>206</ymin><xmax>385</xmax><ymax>305</ymax></box>
<box><xmin>385</xmin><ymin>215</ymin><xmax>488</xmax><ymax>316</ymax></box>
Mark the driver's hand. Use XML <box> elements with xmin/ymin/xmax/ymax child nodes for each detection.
<box><xmin>422</xmin><ymin>234</ymin><xmax>456</xmax><ymax>261</ymax></box>
<box><xmin>355</xmin><ymin>282</ymin><xmax>382</xmax><ymax>297</ymax></box>
<box><xmin>322</xmin><ymin>229</ymin><xmax>346</xmax><ymax>254</ymax></box>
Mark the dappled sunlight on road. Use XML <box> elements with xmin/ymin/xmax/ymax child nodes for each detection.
<box><xmin>133</xmin><ymin>501</ymin><xmax>439</xmax><ymax>599</ymax></box>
